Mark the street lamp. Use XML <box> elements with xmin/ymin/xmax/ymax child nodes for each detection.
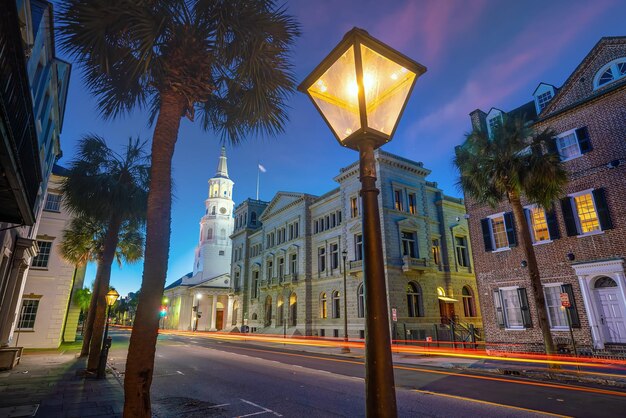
<box><xmin>97</xmin><ymin>288</ymin><xmax>119</xmax><ymax>379</ymax></box>
<box><xmin>341</xmin><ymin>249</ymin><xmax>350</xmax><ymax>354</ymax></box>
<box><xmin>299</xmin><ymin>27</ymin><xmax>426</xmax><ymax>418</ymax></box>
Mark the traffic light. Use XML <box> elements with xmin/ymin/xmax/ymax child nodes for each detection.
<box><xmin>159</xmin><ymin>306</ymin><xmax>167</xmax><ymax>318</ymax></box>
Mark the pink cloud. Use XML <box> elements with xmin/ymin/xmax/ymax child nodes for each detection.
<box><xmin>374</xmin><ymin>0</ymin><xmax>487</xmax><ymax>66</ymax></box>
<box><xmin>408</xmin><ymin>0</ymin><xmax>616</xmax><ymax>154</ymax></box>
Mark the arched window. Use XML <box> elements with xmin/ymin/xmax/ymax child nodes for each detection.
<box><xmin>207</xmin><ymin>228</ymin><xmax>213</xmax><ymax>240</ymax></box>
<box><xmin>290</xmin><ymin>293</ymin><xmax>297</xmax><ymax>326</ymax></box>
<box><xmin>332</xmin><ymin>290</ymin><xmax>341</xmax><ymax>319</ymax></box>
<box><xmin>594</xmin><ymin>276</ymin><xmax>617</xmax><ymax>288</ymax></box>
<box><xmin>212</xmin><ymin>206</ymin><xmax>216</xmax><ymax>215</ymax></box>
<box><xmin>594</xmin><ymin>58</ymin><xmax>626</xmax><ymax>89</ymax></box>
<box><xmin>320</xmin><ymin>292</ymin><xmax>327</xmax><ymax>319</ymax></box>
<box><xmin>407</xmin><ymin>282</ymin><xmax>423</xmax><ymax>317</ymax></box>
<box><xmin>264</xmin><ymin>296</ymin><xmax>272</xmax><ymax>327</ymax></box>
<box><xmin>357</xmin><ymin>283</ymin><xmax>365</xmax><ymax>318</ymax></box>
<box><xmin>251</xmin><ymin>211</ymin><xmax>257</xmax><ymax>225</ymax></box>
<box><xmin>232</xmin><ymin>301</ymin><xmax>239</xmax><ymax>326</ymax></box>
<box><xmin>462</xmin><ymin>286</ymin><xmax>476</xmax><ymax>317</ymax></box>
<box><xmin>251</xmin><ymin>313</ymin><xmax>258</xmax><ymax>321</ymax></box>
<box><xmin>277</xmin><ymin>295</ymin><xmax>284</xmax><ymax>326</ymax></box>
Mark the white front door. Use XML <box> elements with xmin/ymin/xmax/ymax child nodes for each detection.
<box><xmin>596</xmin><ymin>288</ymin><xmax>626</xmax><ymax>344</ymax></box>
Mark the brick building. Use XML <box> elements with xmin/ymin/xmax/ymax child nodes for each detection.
<box><xmin>229</xmin><ymin>150</ymin><xmax>482</xmax><ymax>340</ymax></box>
<box><xmin>465</xmin><ymin>37</ymin><xmax>626</xmax><ymax>352</ymax></box>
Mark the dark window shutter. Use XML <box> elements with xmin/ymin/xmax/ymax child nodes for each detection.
<box><xmin>481</xmin><ymin>219</ymin><xmax>494</xmax><ymax>252</ymax></box>
<box><xmin>575</xmin><ymin>126</ymin><xmax>592</xmax><ymax>154</ymax></box>
<box><xmin>561</xmin><ymin>284</ymin><xmax>581</xmax><ymax>328</ymax></box>
<box><xmin>545</xmin><ymin>136</ymin><xmax>558</xmax><ymax>155</ymax></box>
<box><xmin>493</xmin><ymin>291</ymin><xmax>505</xmax><ymax>328</ymax></box>
<box><xmin>517</xmin><ymin>288</ymin><xmax>532</xmax><ymax>328</ymax></box>
<box><xmin>546</xmin><ymin>209</ymin><xmax>560</xmax><ymax>240</ymax></box>
<box><xmin>560</xmin><ymin>197</ymin><xmax>578</xmax><ymax>236</ymax></box>
<box><xmin>593</xmin><ymin>188</ymin><xmax>613</xmax><ymax>230</ymax></box>
<box><xmin>504</xmin><ymin>212</ymin><xmax>517</xmax><ymax>247</ymax></box>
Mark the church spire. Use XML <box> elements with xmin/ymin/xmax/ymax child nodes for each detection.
<box><xmin>215</xmin><ymin>146</ymin><xmax>229</xmax><ymax>179</ymax></box>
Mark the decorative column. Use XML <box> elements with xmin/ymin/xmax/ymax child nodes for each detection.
<box><xmin>225</xmin><ymin>295</ymin><xmax>234</xmax><ymax>330</ymax></box>
<box><xmin>210</xmin><ymin>295</ymin><xmax>218</xmax><ymax>331</ymax></box>
<box><xmin>0</xmin><ymin>238</ymin><xmax>37</xmax><ymax>346</ymax></box>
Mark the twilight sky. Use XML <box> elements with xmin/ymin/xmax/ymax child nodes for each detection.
<box><xmin>55</xmin><ymin>0</ymin><xmax>626</xmax><ymax>296</ymax></box>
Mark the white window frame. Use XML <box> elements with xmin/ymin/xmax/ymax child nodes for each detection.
<box><xmin>486</xmin><ymin>111</ymin><xmax>503</xmax><ymax>138</ymax></box>
<box><xmin>593</xmin><ymin>57</ymin><xmax>626</xmax><ymax>90</ymax></box>
<box><xmin>555</xmin><ymin>128</ymin><xmax>581</xmax><ymax>161</ymax></box>
<box><xmin>543</xmin><ymin>283</ymin><xmax>569</xmax><ymax>330</ymax></box>
<box><xmin>44</xmin><ymin>192</ymin><xmax>62</xmax><ymax>212</ymax></box>
<box><xmin>400</xmin><ymin>230</ymin><xmax>417</xmax><ymax>258</ymax></box>
<box><xmin>487</xmin><ymin>212</ymin><xmax>510</xmax><ymax>252</ymax></box>
<box><xmin>524</xmin><ymin>204</ymin><xmax>552</xmax><ymax>245</ymax></box>
<box><xmin>498</xmin><ymin>286</ymin><xmax>525</xmax><ymax>330</ymax></box>
<box><xmin>569</xmin><ymin>189</ymin><xmax>603</xmax><ymax>237</ymax></box>
<box><xmin>454</xmin><ymin>236</ymin><xmax>469</xmax><ymax>267</ymax></box>
<box><xmin>32</xmin><ymin>240</ymin><xmax>53</xmax><ymax>269</ymax></box>
<box><xmin>17</xmin><ymin>298</ymin><xmax>40</xmax><ymax>330</ymax></box>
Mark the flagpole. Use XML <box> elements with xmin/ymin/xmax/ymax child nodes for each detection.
<box><xmin>256</xmin><ymin>161</ymin><xmax>260</xmax><ymax>200</ymax></box>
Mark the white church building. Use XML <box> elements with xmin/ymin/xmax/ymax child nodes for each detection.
<box><xmin>163</xmin><ymin>148</ymin><xmax>236</xmax><ymax>331</ymax></box>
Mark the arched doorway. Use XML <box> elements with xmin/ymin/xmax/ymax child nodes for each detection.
<box><xmin>216</xmin><ymin>301</ymin><xmax>224</xmax><ymax>330</ymax></box>
<box><xmin>594</xmin><ymin>276</ymin><xmax>626</xmax><ymax>343</ymax></box>
<box><xmin>264</xmin><ymin>296</ymin><xmax>272</xmax><ymax>327</ymax></box>
<box><xmin>289</xmin><ymin>293</ymin><xmax>297</xmax><ymax>326</ymax></box>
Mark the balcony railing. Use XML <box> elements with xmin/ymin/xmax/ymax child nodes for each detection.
<box><xmin>402</xmin><ymin>256</ymin><xmax>430</xmax><ymax>272</ymax></box>
<box><xmin>0</xmin><ymin>3</ymin><xmax>42</xmax><ymax>225</ymax></box>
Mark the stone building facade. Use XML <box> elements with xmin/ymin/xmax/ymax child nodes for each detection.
<box><xmin>230</xmin><ymin>151</ymin><xmax>482</xmax><ymax>339</ymax></box>
<box><xmin>0</xmin><ymin>0</ymin><xmax>70</xmax><ymax>367</ymax></box>
<box><xmin>465</xmin><ymin>37</ymin><xmax>626</xmax><ymax>352</ymax></box>
<box><xmin>17</xmin><ymin>165</ymin><xmax>86</xmax><ymax>348</ymax></box>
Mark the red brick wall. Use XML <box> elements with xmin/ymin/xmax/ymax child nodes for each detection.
<box><xmin>466</xmin><ymin>71</ymin><xmax>626</xmax><ymax>351</ymax></box>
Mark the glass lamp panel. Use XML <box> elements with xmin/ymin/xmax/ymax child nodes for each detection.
<box><xmin>360</xmin><ymin>44</ymin><xmax>416</xmax><ymax>135</ymax></box>
<box><xmin>307</xmin><ymin>46</ymin><xmax>361</xmax><ymax>141</ymax></box>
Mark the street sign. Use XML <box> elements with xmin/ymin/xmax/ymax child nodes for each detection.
<box><xmin>391</xmin><ymin>308</ymin><xmax>397</xmax><ymax>322</ymax></box>
<box><xmin>560</xmin><ymin>292</ymin><xmax>570</xmax><ymax>308</ymax></box>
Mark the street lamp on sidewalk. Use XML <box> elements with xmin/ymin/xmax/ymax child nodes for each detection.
<box><xmin>299</xmin><ymin>27</ymin><xmax>426</xmax><ymax>417</ymax></box>
<box><xmin>341</xmin><ymin>249</ymin><xmax>350</xmax><ymax>354</ymax></box>
<box><xmin>97</xmin><ymin>288</ymin><xmax>119</xmax><ymax>379</ymax></box>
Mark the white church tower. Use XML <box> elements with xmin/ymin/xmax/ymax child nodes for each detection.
<box><xmin>192</xmin><ymin>147</ymin><xmax>234</xmax><ymax>281</ymax></box>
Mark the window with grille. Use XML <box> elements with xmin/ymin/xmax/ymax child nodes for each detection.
<box><xmin>491</xmin><ymin>216</ymin><xmax>508</xmax><ymax>249</ymax></box>
<box><xmin>573</xmin><ymin>193</ymin><xmax>600</xmax><ymax>234</ymax></box>
<box><xmin>455</xmin><ymin>236</ymin><xmax>469</xmax><ymax>267</ymax></box>
<box><xmin>401</xmin><ymin>231</ymin><xmax>417</xmax><ymax>258</ymax></box>
<box><xmin>543</xmin><ymin>285</ymin><xmax>568</xmax><ymax>329</ymax></box>
<box><xmin>528</xmin><ymin>206</ymin><xmax>550</xmax><ymax>242</ymax></box>
<box><xmin>32</xmin><ymin>241</ymin><xmax>52</xmax><ymax>268</ymax></box>
<box><xmin>44</xmin><ymin>193</ymin><xmax>62</xmax><ymax>212</ymax></box>
<box><xmin>17</xmin><ymin>299</ymin><xmax>40</xmax><ymax>330</ymax></box>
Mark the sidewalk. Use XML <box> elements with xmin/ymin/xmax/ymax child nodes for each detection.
<box><xmin>0</xmin><ymin>344</ymin><xmax>123</xmax><ymax>418</ymax></box>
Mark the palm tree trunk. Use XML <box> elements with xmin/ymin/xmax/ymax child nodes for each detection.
<box><xmin>86</xmin><ymin>216</ymin><xmax>123</xmax><ymax>370</ymax></box>
<box><xmin>509</xmin><ymin>192</ymin><xmax>556</xmax><ymax>355</ymax></box>
<box><xmin>124</xmin><ymin>90</ymin><xmax>186</xmax><ymax>418</ymax></box>
<box><xmin>80</xmin><ymin>276</ymin><xmax>100</xmax><ymax>356</ymax></box>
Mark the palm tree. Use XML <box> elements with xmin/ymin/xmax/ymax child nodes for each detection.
<box><xmin>61</xmin><ymin>135</ymin><xmax>149</xmax><ymax>371</ymax></box>
<box><xmin>454</xmin><ymin>116</ymin><xmax>567</xmax><ymax>355</ymax></box>
<box><xmin>73</xmin><ymin>287</ymin><xmax>92</xmax><ymax>334</ymax></box>
<box><xmin>58</xmin><ymin>1</ymin><xmax>300</xmax><ymax>414</ymax></box>
<box><xmin>60</xmin><ymin>215</ymin><xmax>145</xmax><ymax>355</ymax></box>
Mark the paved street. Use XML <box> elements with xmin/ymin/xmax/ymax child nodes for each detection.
<box><xmin>106</xmin><ymin>329</ymin><xmax>626</xmax><ymax>417</ymax></box>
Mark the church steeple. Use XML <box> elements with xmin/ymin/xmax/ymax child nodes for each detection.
<box><xmin>215</xmin><ymin>146</ymin><xmax>229</xmax><ymax>179</ymax></box>
<box><xmin>193</xmin><ymin>147</ymin><xmax>235</xmax><ymax>280</ymax></box>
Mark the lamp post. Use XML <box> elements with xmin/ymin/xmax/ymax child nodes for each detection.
<box><xmin>299</xmin><ymin>27</ymin><xmax>426</xmax><ymax>418</ymax></box>
<box><xmin>341</xmin><ymin>249</ymin><xmax>350</xmax><ymax>354</ymax></box>
<box><xmin>97</xmin><ymin>288</ymin><xmax>119</xmax><ymax>379</ymax></box>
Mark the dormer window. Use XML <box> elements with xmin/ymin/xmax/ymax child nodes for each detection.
<box><xmin>532</xmin><ymin>83</ymin><xmax>556</xmax><ymax>114</ymax></box>
<box><xmin>593</xmin><ymin>57</ymin><xmax>626</xmax><ymax>90</ymax></box>
<box><xmin>485</xmin><ymin>109</ymin><xmax>503</xmax><ymax>138</ymax></box>
<box><xmin>536</xmin><ymin>91</ymin><xmax>552</xmax><ymax>111</ymax></box>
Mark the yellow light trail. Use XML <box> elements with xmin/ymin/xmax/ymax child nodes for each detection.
<box><xmin>156</xmin><ymin>329</ymin><xmax>626</xmax><ymax>399</ymax></box>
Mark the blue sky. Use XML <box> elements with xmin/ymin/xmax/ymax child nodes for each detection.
<box><xmin>55</xmin><ymin>0</ymin><xmax>626</xmax><ymax>296</ymax></box>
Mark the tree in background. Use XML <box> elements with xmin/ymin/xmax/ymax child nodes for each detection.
<box><xmin>61</xmin><ymin>215</ymin><xmax>145</xmax><ymax>353</ymax></box>
<box><xmin>454</xmin><ymin>116</ymin><xmax>567</xmax><ymax>356</ymax></box>
<box><xmin>59</xmin><ymin>1</ymin><xmax>300</xmax><ymax>414</ymax></box>
<box><xmin>61</xmin><ymin>135</ymin><xmax>149</xmax><ymax>371</ymax></box>
<box><xmin>73</xmin><ymin>287</ymin><xmax>92</xmax><ymax>334</ymax></box>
